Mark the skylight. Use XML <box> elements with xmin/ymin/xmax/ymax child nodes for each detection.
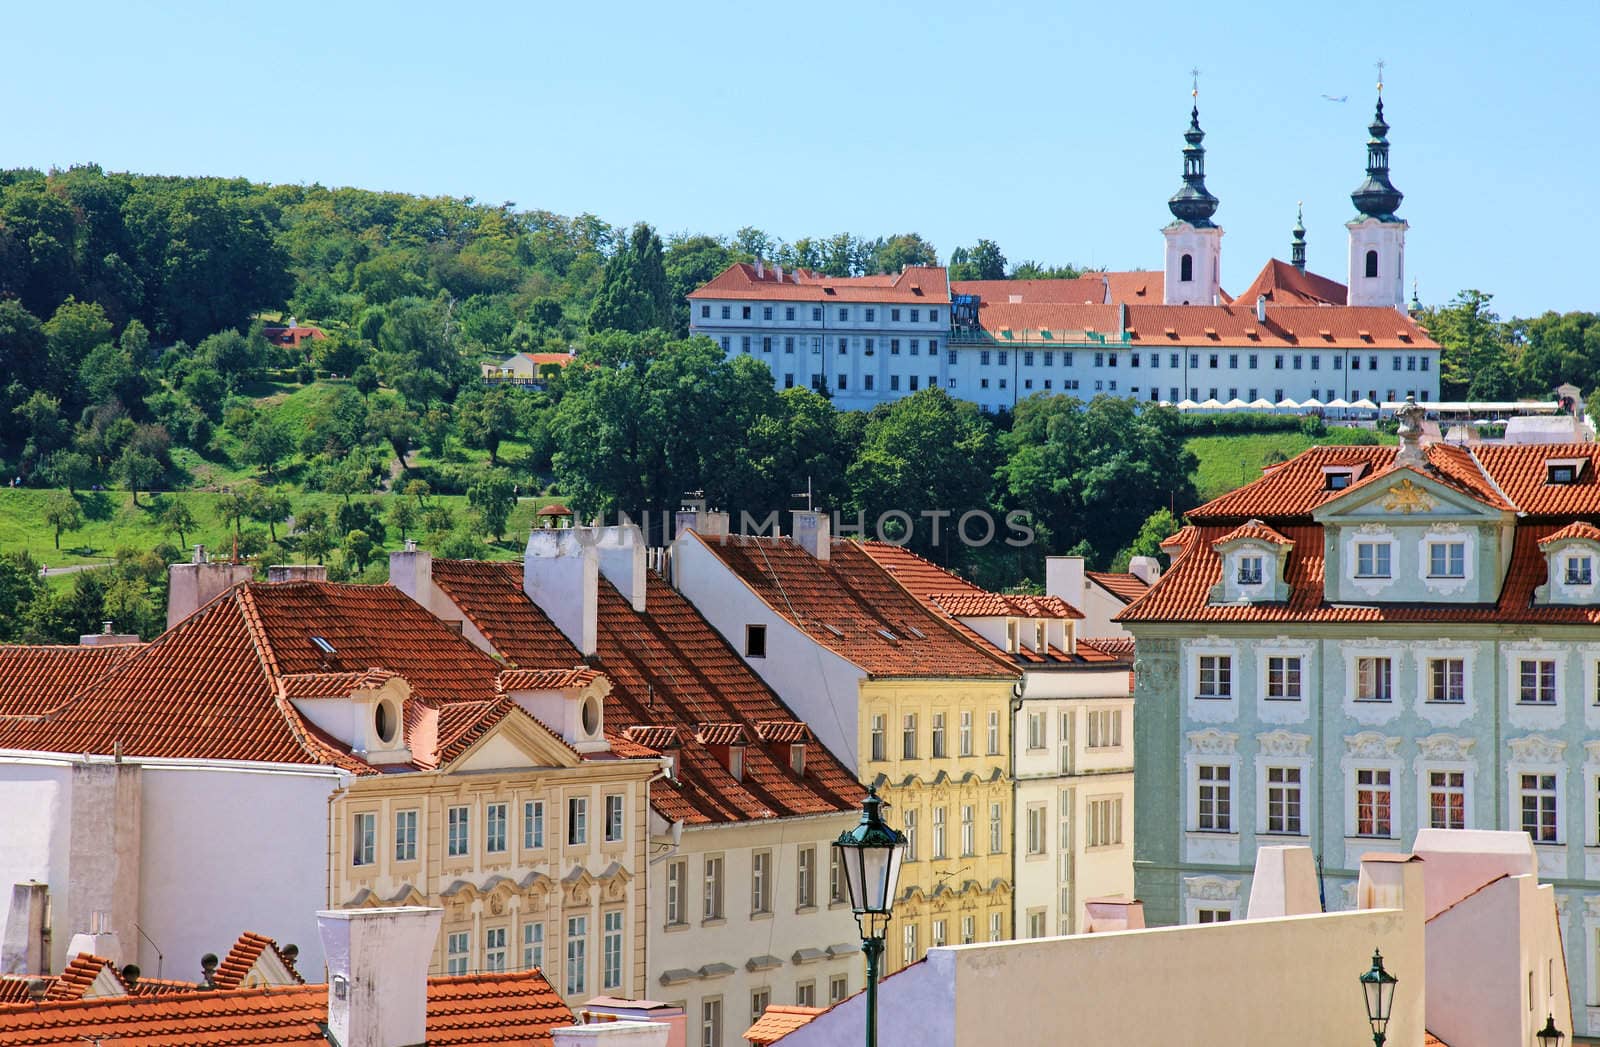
<box><xmin>876</xmin><ymin>628</ymin><xmax>900</xmax><ymax>643</ymax></box>
<box><xmin>310</xmin><ymin>636</ymin><xmax>336</xmax><ymax>654</ymax></box>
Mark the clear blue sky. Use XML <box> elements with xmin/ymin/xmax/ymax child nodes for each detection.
<box><xmin>3</xmin><ymin>0</ymin><xmax>1593</xmax><ymax>318</ymax></box>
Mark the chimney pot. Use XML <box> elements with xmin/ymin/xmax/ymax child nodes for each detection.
<box><xmin>791</xmin><ymin>510</ymin><xmax>831</xmax><ymax>561</ymax></box>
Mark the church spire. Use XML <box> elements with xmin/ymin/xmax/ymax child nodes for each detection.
<box><xmin>1351</xmin><ymin>64</ymin><xmax>1404</xmax><ymax>220</ymax></box>
<box><xmin>1168</xmin><ymin>70</ymin><xmax>1220</xmax><ymax>227</ymax></box>
<box><xmin>1291</xmin><ymin>203</ymin><xmax>1307</xmax><ymax>272</ymax></box>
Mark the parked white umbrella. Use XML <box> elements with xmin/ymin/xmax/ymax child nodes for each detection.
<box><xmin>1300</xmin><ymin>396</ymin><xmax>1325</xmax><ymax>409</ymax></box>
<box><xmin>1327</xmin><ymin>397</ymin><xmax>1351</xmax><ymax>409</ymax></box>
<box><xmin>1248</xmin><ymin>398</ymin><xmax>1275</xmax><ymax>410</ymax></box>
<box><xmin>1199</xmin><ymin>398</ymin><xmax>1225</xmax><ymax>411</ymax></box>
<box><xmin>1275</xmin><ymin>397</ymin><xmax>1301</xmax><ymax>410</ymax></box>
<box><xmin>1224</xmin><ymin>398</ymin><xmax>1248</xmax><ymax>410</ymax></box>
<box><xmin>1351</xmin><ymin>398</ymin><xmax>1377</xmax><ymax>410</ymax></box>
<box><xmin>1177</xmin><ymin>399</ymin><xmax>1199</xmax><ymax>410</ymax></box>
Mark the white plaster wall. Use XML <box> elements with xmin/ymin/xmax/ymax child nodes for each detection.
<box><xmin>0</xmin><ymin>759</ymin><xmax>72</xmax><ymax>969</ymax></box>
<box><xmin>138</xmin><ymin>764</ymin><xmax>343</xmax><ymax>979</ymax></box>
<box><xmin>648</xmin><ymin>815</ymin><xmax>859</xmax><ymax>1047</ymax></box>
<box><xmin>671</xmin><ymin>535</ymin><xmax>866</xmax><ymax>771</ymax></box>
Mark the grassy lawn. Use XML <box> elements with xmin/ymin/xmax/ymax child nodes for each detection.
<box><xmin>1186</xmin><ymin>427</ymin><xmax>1397</xmax><ymax>503</ymax></box>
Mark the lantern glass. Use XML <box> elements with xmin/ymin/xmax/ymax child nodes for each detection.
<box><xmin>1359</xmin><ymin>950</ymin><xmax>1398</xmax><ymax>1034</ymax></box>
<box><xmin>1537</xmin><ymin>1014</ymin><xmax>1564</xmax><ymax>1047</ymax></box>
<box><xmin>833</xmin><ymin>787</ymin><xmax>907</xmax><ymax>917</ymax></box>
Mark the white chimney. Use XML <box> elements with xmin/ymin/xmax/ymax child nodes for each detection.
<box><xmin>1127</xmin><ymin>556</ymin><xmax>1162</xmax><ymax>585</ymax></box>
<box><xmin>166</xmin><ymin>547</ymin><xmax>254</xmax><ymax>628</ymax></box>
<box><xmin>674</xmin><ymin>508</ymin><xmax>730</xmax><ymax>538</ymax></box>
<box><xmin>791</xmin><ymin>510</ymin><xmax>830</xmax><ymax>561</ymax></box>
<box><xmin>1045</xmin><ymin>555</ymin><xmax>1085</xmax><ymax>604</ymax></box>
<box><xmin>267</xmin><ymin>564</ymin><xmax>329</xmax><ymax>583</ymax></box>
<box><xmin>317</xmin><ymin>907</ymin><xmax>442</xmax><ymax>1047</ymax></box>
<box><xmin>1102</xmin><ymin>275</ymin><xmax>1111</xmax><ymax>305</ymax></box>
<box><xmin>754</xmin><ymin>257</ymin><xmax>764</xmax><ymax>278</ymax></box>
<box><xmin>1255</xmin><ymin>294</ymin><xmax>1267</xmax><ymax>323</ymax></box>
<box><xmin>596</xmin><ymin>523</ymin><xmax>647</xmax><ymax>613</ymax></box>
<box><xmin>1246</xmin><ymin>846</ymin><xmax>1320</xmax><ymax>918</ymax></box>
<box><xmin>553</xmin><ymin>1022</ymin><xmax>671</xmax><ymax>1047</ymax></box>
<box><xmin>773</xmin><ymin>264</ymin><xmax>783</xmax><ymax>283</ymax></box>
<box><xmin>526</xmin><ymin>528</ymin><xmax>599</xmax><ymax>656</ymax></box>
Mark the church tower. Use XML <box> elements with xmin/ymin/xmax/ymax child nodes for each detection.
<box><xmin>1163</xmin><ymin>80</ymin><xmax>1223</xmax><ymax>305</ymax></box>
<box><xmin>1291</xmin><ymin>204</ymin><xmax>1307</xmax><ymax>273</ymax></box>
<box><xmin>1347</xmin><ymin>75</ymin><xmax>1407</xmax><ymax>309</ymax></box>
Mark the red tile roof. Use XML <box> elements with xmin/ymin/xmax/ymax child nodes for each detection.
<box><xmin>951</xmin><ymin>271</ymin><xmax>1164</xmax><ymax>305</ymax></box>
<box><xmin>497</xmin><ymin>666</ymin><xmax>601</xmax><ymax>692</ymax></box>
<box><xmin>744</xmin><ymin>1003</ymin><xmax>827</xmax><ymax>1044</ymax></box>
<box><xmin>0</xmin><ymin>969</ymin><xmax>575</xmax><ymax>1046</ymax></box>
<box><xmin>0</xmin><ymin>582</ymin><xmax>584</xmax><ymax>775</ymax></box>
<box><xmin>0</xmin><ymin>644</ymin><xmax>143</xmax><ymax>719</ymax></box>
<box><xmin>689</xmin><ymin>263</ymin><xmax>948</xmax><ymax>303</ymax></box>
<box><xmin>1212</xmin><ymin>521</ymin><xmax>1294</xmax><ymax>547</ymax></box>
<box><xmin>212</xmin><ymin>932</ymin><xmax>304</xmax><ymax>991</ymax></box>
<box><xmin>426</xmin><ymin>561</ymin><xmax>863</xmax><ymax>826</ymax></box>
<box><xmin>42</xmin><ymin>954</ymin><xmax>114</xmax><ymax>1001</ymax></box>
<box><xmin>1539</xmin><ymin>521</ymin><xmax>1600</xmax><ymax>546</ymax></box>
<box><xmin>1231</xmin><ymin>258</ymin><xmax>1348</xmax><ymax>307</ymax></box>
<box><xmin>694</xmin><ymin>536</ymin><xmax>1018</xmax><ymax>680</ymax></box>
<box><xmin>1470</xmin><ymin>444</ymin><xmax>1600</xmax><ymax>516</ymax></box>
<box><xmin>926</xmin><ymin>591</ymin><xmax>1083</xmax><ymax>620</ymax></box>
<box><xmin>1085</xmin><ymin>571</ymin><xmax>1151</xmax><ymax>604</ymax></box>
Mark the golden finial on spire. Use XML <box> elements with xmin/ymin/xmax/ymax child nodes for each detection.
<box><xmin>1191</xmin><ymin>67</ymin><xmax>1201</xmax><ymax>99</ymax></box>
<box><xmin>1375</xmin><ymin>58</ymin><xmax>1385</xmax><ymax>93</ymax></box>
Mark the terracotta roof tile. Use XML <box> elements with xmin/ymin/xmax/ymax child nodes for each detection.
<box><xmin>971</xmin><ymin>300</ymin><xmax>1436</xmax><ymax>350</ymax></box>
<box><xmin>0</xmin><ymin>644</ymin><xmax>143</xmax><ymax>720</ymax></box>
<box><xmin>0</xmin><ymin>968</ymin><xmax>574</xmax><ymax>1046</ymax></box>
<box><xmin>1085</xmin><ymin>571</ymin><xmax>1151</xmax><ymax>604</ymax></box>
<box><xmin>211</xmin><ymin>931</ymin><xmax>304</xmax><ymax>991</ymax></box>
<box><xmin>1472</xmin><ymin>443</ymin><xmax>1600</xmax><ymax>516</ymax></box>
<box><xmin>744</xmin><ymin>1003</ymin><xmax>828</xmax><ymax>1044</ymax></box>
<box><xmin>752</xmin><ymin>720</ymin><xmax>811</xmax><ymax>743</ymax></box>
<box><xmin>427</xmin><ymin>560</ymin><xmax>862</xmax><ymax>826</ymax></box>
<box><xmin>1212</xmin><ymin>520</ymin><xmax>1294</xmax><ymax>547</ymax></box>
<box><xmin>688</xmin><ymin>263</ymin><xmax>948</xmax><ymax>303</ymax></box>
<box><xmin>497</xmin><ymin>666</ymin><xmax>601</xmax><ymax>692</ymax></box>
<box><xmin>926</xmin><ymin>591</ymin><xmax>1083</xmax><ymax>620</ymax></box>
<box><xmin>1539</xmin><ymin>521</ymin><xmax>1600</xmax><ymax>546</ymax></box>
<box><xmin>951</xmin><ymin>271</ymin><xmax>1163</xmax><ymax>305</ymax></box>
<box><xmin>694</xmin><ymin>536</ymin><xmax>1016</xmax><ymax>680</ymax></box>
<box><xmin>1231</xmin><ymin>258</ymin><xmax>1347</xmax><ymax>306</ymax></box>
<box><xmin>695</xmin><ymin>722</ymin><xmax>749</xmax><ymax>746</ymax></box>
<box><xmin>278</xmin><ymin>668</ymin><xmax>401</xmax><ymax>699</ymax></box>
<box><xmin>43</xmin><ymin>954</ymin><xmax>114</xmax><ymax>1001</ymax></box>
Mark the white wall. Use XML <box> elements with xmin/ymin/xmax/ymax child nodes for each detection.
<box><xmin>0</xmin><ymin>758</ymin><xmax>72</xmax><ymax>971</ymax></box>
<box><xmin>671</xmin><ymin>535</ymin><xmax>866</xmax><ymax>772</ymax></box>
<box><xmin>138</xmin><ymin>763</ymin><xmax>343</xmax><ymax>979</ymax></box>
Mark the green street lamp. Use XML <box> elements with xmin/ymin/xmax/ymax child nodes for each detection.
<box><xmin>1537</xmin><ymin>1013</ymin><xmax>1565</xmax><ymax>1047</ymax></box>
<box><xmin>1359</xmin><ymin>949</ymin><xmax>1398</xmax><ymax>1047</ymax></box>
<box><xmin>833</xmin><ymin>785</ymin><xmax>907</xmax><ymax>1047</ymax></box>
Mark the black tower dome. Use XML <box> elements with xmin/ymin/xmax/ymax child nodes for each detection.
<box><xmin>1350</xmin><ymin>94</ymin><xmax>1404</xmax><ymax>221</ymax></box>
<box><xmin>1168</xmin><ymin>104</ymin><xmax>1220</xmax><ymax>227</ymax></box>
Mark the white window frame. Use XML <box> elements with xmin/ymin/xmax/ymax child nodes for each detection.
<box><xmin>1261</xmin><ymin>764</ymin><xmax>1306</xmax><ymax>837</ymax></box>
<box><xmin>1351</xmin><ymin>767</ymin><xmax>1396</xmax><ymax>839</ymax></box>
<box><xmin>566</xmin><ymin>915</ymin><xmax>587</xmax><ymax>995</ymax></box>
<box><xmin>523</xmin><ymin>800</ymin><xmax>544</xmax><ymax>850</ymax></box>
<box><xmin>961</xmin><ymin>804</ymin><xmax>975</xmax><ymax>856</ymax></box>
<box><xmin>987</xmin><ymin>711</ymin><xmax>1001</xmax><ymax>755</ymax></box>
<box><xmin>1086</xmin><ymin>795</ymin><xmax>1123</xmax><ymax>848</ymax></box>
<box><xmin>1025</xmin><ymin>803</ymin><xmax>1047</xmax><ymax>856</ymax></box>
<box><xmin>447</xmin><ymin>930</ymin><xmax>469</xmax><ymax>975</ymax></box>
<box><xmin>353</xmin><ymin>812</ymin><xmax>376</xmax><ymax>867</ymax></box>
<box><xmin>395</xmin><ymin>809</ymin><xmax>417</xmax><ymax>863</ymax></box>
<box><xmin>486</xmin><ymin>802</ymin><xmax>508</xmax><ymax>854</ymax></box>
<box><xmin>604</xmin><ymin>794</ymin><xmax>624</xmax><ymax>842</ymax></box>
<box><xmin>447</xmin><ymin>805</ymin><xmax>470</xmax><ymax>858</ymax></box>
<box><xmin>568</xmin><ymin>796</ymin><xmax>588</xmax><ymax>845</ymax></box>
<box><xmin>522</xmin><ymin>920</ymin><xmax>544</xmax><ymax>970</ymax></box>
<box><xmin>484</xmin><ymin>925</ymin><xmax>508</xmax><ymax>972</ymax></box>
<box><xmin>959</xmin><ymin>711</ymin><xmax>973</xmax><ymax>757</ymax></box>
<box><xmin>989</xmin><ymin>802</ymin><xmax>1004</xmax><ymax>854</ymax></box>
<box><xmin>602</xmin><ymin>909</ymin><xmax>624</xmax><ymax>990</ymax></box>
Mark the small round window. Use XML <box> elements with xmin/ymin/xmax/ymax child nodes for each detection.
<box><xmin>375</xmin><ymin>700</ymin><xmax>397</xmax><ymax>744</ymax></box>
<box><xmin>581</xmin><ymin>695</ymin><xmax>600</xmax><ymax>736</ymax></box>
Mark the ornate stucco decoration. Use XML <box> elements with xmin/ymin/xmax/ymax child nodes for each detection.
<box><xmin>1258</xmin><ymin>730</ymin><xmax>1313</xmax><ymax>758</ymax></box>
<box><xmin>1416</xmin><ymin>733</ymin><xmax>1475</xmax><ymax>762</ymax></box>
<box><xmin>1382</xmin><ymin>478</ymin><xmax>1435</xmax><ymax>514</ymax></box>
<box><xmin>1508</xmin><ymin>734</ymin><xmax>1567</xmax><ymax>765</ymax></box>
<box><xmin>1187</xmin><ymin>728</ymin><xmax>1240</xmax><ymax>755</ymax></box>
<box><xmin>1584</xmin><ymin>894</ymin><xmax>1600</xmax><ymax>919</ymax></box>
<box><xmin>1345</xmin><ymin>731</ymin><xmax>1402</xmax><ymax>760</ymax></box>
<box><xmin>1183</xmin><ymin>875</ymin><xmax>1241</xmax><ymax>901</ymax></box>
<box><xmin>1585</xmin><ymin>740</ymin><xmax>1600</xmax><ymax>766</ymax></box>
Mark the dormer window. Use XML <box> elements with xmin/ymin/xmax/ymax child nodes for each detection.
<box><xmin>789</xmin><ymin>744</ymin><xmax>805</xmax><ymax>776</ymax></box>
<box><xmin>1034</xmin><ymin>621</ymin><xmax>1046</xmax><ymax>652</ymax></box>
<box><xmin>727</xmin><ymin>746</ymin><xmax>744</xmax><ymax>782</ymax></box>
<box><xmin>1325</xmin><ymin>472</ymin><xmax>1353</xmax><ymax>491</ymax></box>
<box><xmin>1237</xmin><ymin>556</ymin><xmax>1264</xmax><ymax>586</ymax></box>
<box><xmin>1546</xmin><ymin>459</ymin><xmax>1585</xmax><ymax>485</ymax></box>
<box><xmin>1427</xmin><ymin>542</ymin><xmax>1466</xmax><ymax>579</ymax></box>
<box><xmin>1356</xmin><ymin>542</ymin><xmax>1392</xmax><ymax>579</ymax></box>
<box><xmin>1567</xmin><ymin>555</ymin><xmax>1593</xmax><ymax>586</ymax></box>
<box><xmin>1005</xmin><ymin>620</ymin><xmax>1019</xmax><ymax>653</ymax></box>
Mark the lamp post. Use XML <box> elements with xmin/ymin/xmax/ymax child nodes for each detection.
<box><xmin>1536</xmin><ymin>1013</ymin><xmax>1565</xmax><ymax>1047</ymax></box>
<box><xmin>1359</xmin><ymin>949</ymin><xmax>1398</xmax><ymax>1047</ymax></box>
<box><xmin>833</xmin><ymin>785</ymin><xmax>907</xmax><ymax>1047</ymax></box>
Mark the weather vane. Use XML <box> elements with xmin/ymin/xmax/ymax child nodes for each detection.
<box><xmin>1190</xmin><ymin>67</ymin><xmax>1200</xmax><ymax>100</ymax></box>
<box><xmin>1375</xmin><ymin>58</ymin><xmax>1385</xmax><ymax>93</ymax></box>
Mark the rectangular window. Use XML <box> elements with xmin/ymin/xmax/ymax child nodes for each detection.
<box><xmin>830</xmin><ymin>849</ymin><xmax>843</xmax><ymax>904</ymax></box>
<box><xmin>703</xmin><ymin>856</ymin><xmax>724</xmax><ymax>919</ymax></box>
<box><xmin>797</xmin><ymin>847</ymin><xmax>816</xmax><ymax>908</ymax></box>
<box><xmin>1566</xmin><ymin>555</ymin><xmax>1593</xmax><ymax>585</ymax></box>
<box><xmin>1356</xmin><ymin>657</ymin><xmax>1393</xmax><ymax>701</ymax></box>
<box><xmin>745</xmin><ymin>623</ymin><xmax>767</xmax><ymax>657</ymax></box>
<box><xmin>830</xmin><ymin>974</ymin><xmax>848</xmax><ymax>1003</ymax></box>
<box><xmin>602</xmin><ymin>910</ymin><xmax>623</xmax><ymax>990</ymax></box>
<box><xmin>1521</xmin><ymin>773</ymin><xmax>1558</xmax><ymax>842</ymax></box>
<box><xmin>891</xmin><ymin>308</ymin><xmax>901</xmax><ymax>322</ymax></box>
<box><xmin>959</xmin><ymin>711</ymin><xmax>973</xmax><ymax>756</ymax></box>
<box><xmin>742</xmin><ymin>336</ymin><xmax>751</xmax><ymax>353</ymax></box>
<box><xmin>720</xmin><ymin>336</ymin><xmax>729</xmax><ymax>351</ymax></box>
<box><xmin>1087</xmin><ymin>798</ymin><xmax>1122</xmax><ymax>847</ymax></box>
<box><xmin>961</xmin><ymin>804</ymin><xmax>975</xmax><ymax>856</ymax></box>
<box><xmin>1026</xmin><ymin>804</ymin><xmax>1046</xmax><ymax>855</ymax></box>
<box><xmin>1429</xmin><ymin>771</ymin><xmax>1466</xmax><ymax>830</ymax></box>
<box><xmin>524</xmin><ymin>800</ymin><xmax>544</xmax><ymax>850</ymax></box>
<box><xmin>902</xmin><ymin>713</ymin><xmax>918</xmax><ymax>759</ymax></box>
<box><xmin>566</xmin><ymin>916</ymin><xmax>588</xmax><ymax>995</ymax></box>
<box><xmin>1356</xmin><ymin>769</ymin><xmax>1393</xmax><ymax>837</ymax></box>
<box><xmin>1237</xmin><ymin>555</ymin><xmax>1263</xmax><ymax>585</ymax></box>
<box><xmin>1519</xmin><ymin>659</ymin><xmax>1558</xmax><ymax>704</ymax></box>
<box><xmin>1197</xmin><ymin>909</ymin><xmax>1232</xmax><ymax>924</ymax></box>
<box><xmin>987</xmin><ymin>711</ymin><xmax>1000</xmax><ymax>754</ymax></box>
<box><xmin>903</xmin><ymin>808</ymin><xmax>918</xmax><ymax>860</ymax></box>
<box><xmin>931</xmin><ymin>712</ymin><xmax>946</xmax><ymax>758</ymax></box>
<box><xmin>1087</xmin><ymin>709</ymin><xmax>1122</xmax><ymax>747</ymax></box>
<box><xmin>1266</xmin><ymin>656</ymin><xmax>1302</xmax><ymax>700</ymax></box>
<box><xmin>568</xmin><ymin>797</ymin><xmax>588</xmax><ymax>845</ymax></box>
<box><xmin>448</xmin><ymin>805</ymin><xmax>470</xmax><ymax>857</ymax></box>
<box><xmin>785</xmin><ymin>307</ymin><xmax>796</xmax><ymax>321</ymax></box>
<box><xmin>523</xmin><ymin>921</ymin><xmax>544</xmax><ymax>970</ymax></box>
<box><xmin>720</xmin><ymin>305</ymin><xmax>731</xmax><ymax>320</ymax></box>
<box><xmin>795</xmin><ymin>981</ymin><xmax>816</xmax><ymax>1007</ymax></box>
<box><xmin>353</xmin><ymin>812</ymin><xmax>376</xmax><ymax>866</ymax></box>
<box><xmin>990</xmin><ymin>802</ymin><xmax>1004</xmax><ymax>853</ymax></box>
<box><xmin>484</xmin><ymin>926</ymin><xmax>507</xmax><ymax>972</ymax></box>
<box><xmin>665</xmin><ymin>860</ymin><xmax>686</xmax><ymax>925</ymax></box>
<box><xmin>783</xmin><ymin>336</ymin><xmax>794</xmax><ymax>354</ymax></box>
<box><xmin>485</xmin><ymin>803</ymin><xmax>507</xmax><ymax>853</ymax></box>
<box><xmin>1197</xmin><ymin>655</ymin><xmax>1232</xmax><ymax>699</ymax></box>
<box><xmin>1266</xmin><ymin>767</ymin><xmax>1303</xmax><ymax>834</ymax></box>
<box><xmin>870</xmin><ymin>715</ymin><xmax>886</xmax><ymax>761</ymax></box>
<box><xmin>1428</xmin><ymin>542</ymin><xmax>1466</xmax><ymax>578</ymax></box>
<box><xmin>932</xmin><ymin>806</ymin><xmax>947</xmax><ymax>859</ymax></box>
<box><xmin>962</xmin><ymin>915</ymin><xmax>975</xmax><ymax>944</ymax></box>
<box><xmin>395</xmin><ymin>809</ymin><xmax>417</xmax><ymax>862</ymax></box>
<box><xmin>447</xmin><ymin>931</ymin><xmax>469</xmax><ymax>976</ymax></box>
<box><xmin>813</xmin><ymin>307</ymin><xmax>823</xmax><ymax>322</ymax></box>
<box><xmin>1027</xmin><ymin>711</ymin><xmax>1045</xmax><ymax>750</ymax></box>
<box><xmin>605</xmin><ymin>794</ymin><xmax>624</xmax><ymax>842</ymax></box>
<box><xmin>932</xmin><ymin>919</ymin><xmax>947</xmax><ymax>947</ymax></box>
<box><xmin>866</xmin><ymin>308</ymin><xmax>876</xmax><ymax>322</ymax></box>
<box><xmin>890</xmin><ymin>375</ymin><xmax>900</xmax><ymax>391</ymax></box>
<box><xmin>1428</xmin><ymin>659</ymin><xmax>1465</xmax><ymax>703</ymax></box>
<box><xmin>701</xmin><ymin>999</ymin><xmax>721</xmax><ymax>1047</ymax></box>
<box><xmin>1355</xmin><ymin>542</ymin><xmax>1392</xmax><ymax>578</ymax></box>
<box><xmin>903</xmin><ymin>923</ymin><xmax>918</xmax><ymax>965</ymax></box>
<box><xmin>751</xmin><ymin>989</ymin><xmax>770</xmax><ymax>1024</ymax></box>
<box><xmin>1197</xmin><ymin>765</ymin><xmax>1231</xmax><ymax>831</ymax></box>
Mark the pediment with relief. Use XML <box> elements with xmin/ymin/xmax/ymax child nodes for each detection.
<box><xmin>1312</xmin><ymin>467</ymin><xmax>1506</xmax><ymax>524</ymax></box>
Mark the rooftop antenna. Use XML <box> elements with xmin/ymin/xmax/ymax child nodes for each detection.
<box><xmin>792</xmin><ymin>476</ymin><xmax>814</xmax><ymax>511</ymax></box>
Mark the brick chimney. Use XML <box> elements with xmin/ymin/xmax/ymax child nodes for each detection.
<box><xmin>317</xmin><ymin>907</ymin><xmax>442</xmax><ymax>1047</ymax></box>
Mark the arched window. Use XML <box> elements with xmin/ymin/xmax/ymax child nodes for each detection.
<box><xmin>1365</xmin><ymin>250</ymin><xmax>1379</xmax><ymax>279</ymax></box>
<box><xmin>1180</xmin><ymin>254</ymin><xmax>1194</xmax><ymax>282</ymax></box>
